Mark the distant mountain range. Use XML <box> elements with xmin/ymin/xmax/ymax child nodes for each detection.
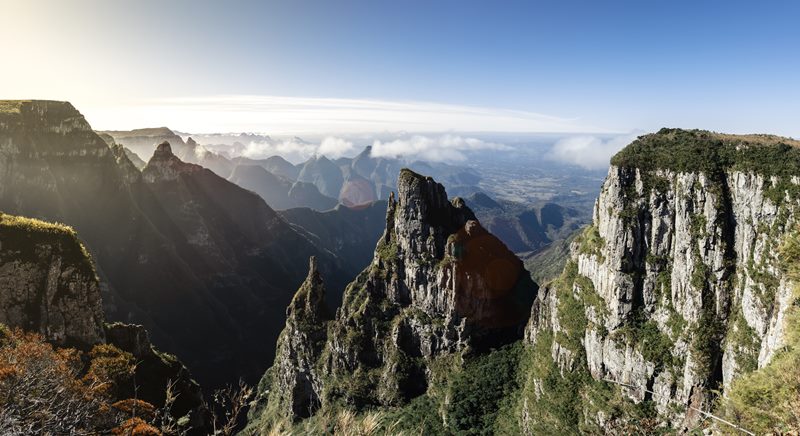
<box><xmin>103</xmin><ymin>128</ymin><xmax>488</xmax><ymax>212</ymax></box>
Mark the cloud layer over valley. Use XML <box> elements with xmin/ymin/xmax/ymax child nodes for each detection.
<box><xmin>371</xmin><ymin>134</ymin><xmax>510</xmax><ymax>162</ymax></box>
<box><xmin>236</xmin><ymin>134</ymin><xmax>510</xmax><ymax>164</ymax></box>
<box><xmin>545</xmin><ymin>132</ymin><xmax>641</xmax><ymax>170</ymax></box>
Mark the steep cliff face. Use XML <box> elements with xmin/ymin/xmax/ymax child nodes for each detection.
<box><xmin>248</xmin><ymin>169</ymin><xmax>537</xmax><ymax>432</ymax></box>
<box><xmin>0</xmin><ymin>213</ymin><xmax>104</xmax><ymax>348</ymax></box>
<box><xmin>521</xmin><ymin>129</ymin><xmax>800</xmax><ymax>432</ymax></box>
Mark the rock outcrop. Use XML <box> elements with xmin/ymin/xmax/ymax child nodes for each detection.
<box><xmin>104</xmin><ymin>322</ymin><xmax>207</xmax><ymax>430</ymax></box>
<box><xmin>142</xmin><ymin>141</ymin><xmax>206</xmax><ymax>182</ymax></box>
<box><xmin>247</xmin><ymin>169</ymin><xmax>538</xmax><ymax>431</ymax></box>
<box><xmin>520</xmin><ymin>129</ymin><xmax>800</xmax><ymax>432</ymax></box>
<box><xmin>0</xmin><ymin>213</ymin><xmax>104</xmax><ymax>348</ymax></box>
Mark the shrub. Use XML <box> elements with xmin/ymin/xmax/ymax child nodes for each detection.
<box><xmin>0</xmin><ymin>327</ymin><xmax>143</xmax><ymax>434</ymax></box>
<box><xmin>446</xmin><ymin>343</ymin><xmax>523</xmax><ymax>435</ymax></box>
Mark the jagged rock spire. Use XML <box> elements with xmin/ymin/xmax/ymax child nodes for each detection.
<box><xmin>393</xmin><ymin>168</ymin><xmax>476</xmax><ymax>261</ymax></box>
<box><xmin>287</xmin><ymin>256</ymin><xmax>329</xmax><ymax>324</ymax></box>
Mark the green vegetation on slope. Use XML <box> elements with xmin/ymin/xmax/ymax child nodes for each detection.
<box><xmin>611</xmin><ymin>128</ymin><xmax>800</xmax><ymax>179</ymax></box>
<box><xmin>523</xmin><ymin>228</ymin><xmax>579</xmax><ymax>284</ymax></box>
<box><xmin>363</xmin><ymin>343</ymin><xmax>524</xmax><ymax>435</ymax></box>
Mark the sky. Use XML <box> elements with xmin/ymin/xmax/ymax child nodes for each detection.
<box><xmin>1</xmin><ymin>0</ymin><xmax>798</xmax><ymax>138</ymax></box>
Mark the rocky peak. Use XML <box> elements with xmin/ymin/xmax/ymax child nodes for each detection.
<box><xmin>186</xmin><ymin>137</ymin><xmax>208</xmax><ymax>158</ymax></box>
<box><xmin>153</xmin><ymin>140</ymin><xmax>174</xmax><ymax>158</ymax></box>
<box><xmin>392</xmin><ymin>168</ymin><xmax>475</xmax><ymax>260</ymax></box>
<box><xmin>142</xmin><ymin>141</ymin><xmax>204</xmax><ymax>182</ymax></box>
<box><xmin>286</xmin><ymin>256</ymin><xmax>330</xmax><ymax>324</ymax></box>
<box><xmin>248</xmin><ymin>169</ymin><xmax>537</xmax><ymax>429</ymax></box>
<box><xmin>248</xmin><ymin>256</ymin><xmax>332</xmax><ymax>425</ymax></box>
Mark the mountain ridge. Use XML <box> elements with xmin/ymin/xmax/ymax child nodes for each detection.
<box><xmin>0</xmin><ymin>100</ymin><xmax>351</xmax><ymax>387</ymax></box>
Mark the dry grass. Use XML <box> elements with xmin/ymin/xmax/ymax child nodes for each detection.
<box><xmin>259</xmin><ymin>409</ymin><xmax>410</xmax><ymax>436</ymax></box>
<box><xmin>0</xmin><ymin>212</ymin><xmax>96</xmax><ymax>275</ymax></box>
<box><xmin>711</xmin><ymin>132</ymin><xmax>800</xmax><ymax>148</ymax></box>
<box><xmin>0</xmin><ymin>213</ymin><xmax>77</xmax><ymax>237</ymax></box>
<box><xmin>0</xmin><ymin>100</ymin><xmax>29</xmax><ymax>114</ymax></box>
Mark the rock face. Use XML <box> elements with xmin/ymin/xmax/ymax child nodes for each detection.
<box><xmin>247</xmin><ymin>169</ymin><xmax>538</xmax><ymax>430</ymax></box>
<box><xmin>0</xmin><ymin>213</ymin><xmax>104</xmax><ymax>348</ymax></box>
<box><xmin>0</xmin><ymin>212</ymin><xmax>207</xmax><ymax>432</ymax></box>
<box><xmin>0</xmin><ymin>101</ymin><xmax>351</xmax><ymax>387</ymax></box>
<box><xmin>521</xmin><ymin>129</ymin><xmax>800</xmax><ymax>431</ymax></box>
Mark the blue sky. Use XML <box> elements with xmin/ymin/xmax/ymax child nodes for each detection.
<box><xmin>1</xmin><ymin>0</ymin><xmax>798</xmax><ymax>136</ymax></box>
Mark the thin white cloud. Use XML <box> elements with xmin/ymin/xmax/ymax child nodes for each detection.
<box><xmin>371</xmin><ymin>134</ymin><xmax>510</xmax><ymax>162</ymax></box>
<box><xmin>242</xmin><ymin>137</ymin><xmax>316</xmax><ymax>163</ymax></box>
<box><xmin>240</xmin><ymin>136</ymin><xmax>355</xmax><ymax>163</ymax></box>
<box><xmin>81</xmin><ymin>95</ymin><xmax>603</xmax><ymax>134</ymax></box>
<box><xmin>317</xmin><ymin>136</ymin><xmax>356</xmax><ymax>158</ymax></box>
<box><xmin>545</xmin><ymin>132</ymin><xmax>641</xmax><ymax>170</ymax></box>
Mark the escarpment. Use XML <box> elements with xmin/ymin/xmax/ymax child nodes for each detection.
<box><xmin>520</xmin><ymin>129</ymin><xmax>800</xmax><ymax>432</ymax></box>
<box><xmin>247</xmin><ymin>169</ymin><xmax>538</xmax><ymax>432</ymax></box>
